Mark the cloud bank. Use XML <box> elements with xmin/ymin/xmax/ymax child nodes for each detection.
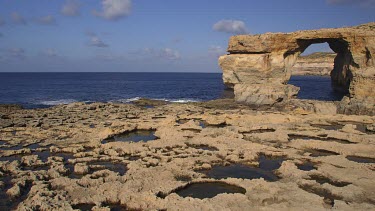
<box><xmin>213</xmin><ymin>20</ymin><xmax>249</xmax><ymax>35</ymax></box>
<box><xmin>93</xmin><ymin>0</ymin><xmax>132</xmax><ymax>21</ymax></box>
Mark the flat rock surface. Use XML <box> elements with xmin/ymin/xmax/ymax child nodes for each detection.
<box><xmin>1</xmin><ymin>101</ymin><xmax>375</xmax><ymax>210</ymax></box>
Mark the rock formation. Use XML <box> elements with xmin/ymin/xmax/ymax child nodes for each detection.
<box><xmin>219</xmin><ymin>23</ymin><xmax>375</xmax><ymax>114</ymax></box>
<box><xmin>292</xmin><ymin>52</ymin><xmax>335</xmax><ymax>76</ymax></box>
<box><xmin>0</xmin><ymin>101</ymin><xmax>375</xmax><ymax>210</ymax></box>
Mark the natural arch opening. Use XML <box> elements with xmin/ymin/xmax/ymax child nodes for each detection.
<box><xmin>293</xmin><ymin>43</ymin><xmax>335</xmax><ymax>76</ymax></box>
<box><xmin>286</xmin><ymin>39</ymin><xmax>353</xmax><ymax>101</ymax></box>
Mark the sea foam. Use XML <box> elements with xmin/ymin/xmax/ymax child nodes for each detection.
<box><xmin>113</xmin><ymin>97</ymin><xmax>200</xmax><ymax>104</ymax></box>
<box><xmin>39</xmin><ymin>99</ymin><xmax>78</xmax><ymax>106</ymax></box>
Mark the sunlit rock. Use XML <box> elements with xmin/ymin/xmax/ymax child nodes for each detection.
<box><xmin>219</xmin><ymin>22</ymin><xmax>375</xmax><ymax>114</ymax></box>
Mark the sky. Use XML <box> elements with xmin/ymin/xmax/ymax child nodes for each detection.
<box><xmin>0</xmin><ymin>0</ymin><xmax>374</xmax><ymax>72</ymax></box>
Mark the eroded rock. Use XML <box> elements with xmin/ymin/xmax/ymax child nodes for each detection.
<box><xmin>0</xmin><ymin>101</ymin><xmax>374</xmax><ymax>210</ymax></box>
<box><xmin>219</xmin><ymin>22</ymin><xmax>375</xmax><ymax>115</ymax></box>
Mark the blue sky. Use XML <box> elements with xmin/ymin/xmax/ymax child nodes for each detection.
<box><xmin>0</xmin><ymin>0</ymin><xmax>374</xmax><ymax>72</ymax></box>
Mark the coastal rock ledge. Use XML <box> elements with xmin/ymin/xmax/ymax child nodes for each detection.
<box><xmin>219</xmin><ymin>22</ymin><xmax>375</xmax><ymax>115</ymax></box>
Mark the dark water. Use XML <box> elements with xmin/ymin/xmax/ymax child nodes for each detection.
<box><xmin>102</xmin><ymin>130</ymin><xmax>157</xmax><ymax>144</ymax></box>
<box><xmin>199</xmin><ymin>164</ymin><xmax>279</xmax><ymax>182</ymax></box>
<box><xmin>0</xmin><ymin>73</ymin><xmax>342</xmax><ymax>108</ymax></box>
<box><xmin>198</xmin><ymin>155</ymin><xmax>284</xmax><ymax>182</ymax></box>
<box><xmin>175</xmin><ymin>182</ymin><xmax>246</xmax><ymax>199</ymax></box>
<box><xmin>289</xmin><ymin>75</ymin><xmax>345</xmax><ymax>101</ymax></box>
<box><xmin>0</xmin><ymin>73</ymin><xmax>225</xmax><ymax>108</ymax></box>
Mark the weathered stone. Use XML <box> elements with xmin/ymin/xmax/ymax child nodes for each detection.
<box><xmin>21</xmin><ymin>155</ymin><xmax>40</xmax><ymax>166</ymax></box>
<box><xmin>234</xmin><ymin>83</ymin><xmax>300</xmax><ymax>106</ymax></box>
<box><xmin>74</xmin><ymin>163</ymin><xmax>89</xmax><ymax>174</ymax></box>
<box><xmin>219</xmin><ymin>22</ymin><xmax>375</xmax><ymax>114</ymax></box>
<box><xmin>1</xmin><ymin>101</ymin><xmax>375</xmax><ymax>210</ymax></box>
<box><xmin>288</xmin><ymin>100</ymin><xmax>338</xmax><ymax>115</ymax></box>
<box><xmin>220</xmin><ymin>53</ymin><xmax>288</xmax><ymax>88</ymax></box>
<box><xmin>337</xmin><ymin>97</ymin><xmax>375</xmax><ymax>115</ymax></box>
<box><xmin>0</xmin><ymin>104</ymin><xmax>23</xmax><ymax>113</ymax></box>
<box><xmin>6</xmin><ymin>184</ymin><xmax>21</xmax><ymax>198</ymax></box>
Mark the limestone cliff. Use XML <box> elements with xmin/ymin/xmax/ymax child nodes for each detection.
<box><xmin>219</xmin><ymin>22</ymin><xmax>375</xmax><ymax>114</ymax></box>
<box><xmin>292</xmin><ymin>52</ymin><xmax>335</xmax><ymax>76</ymax></box>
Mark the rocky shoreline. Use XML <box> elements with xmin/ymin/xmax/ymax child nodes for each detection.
<box><xmin>1</xmin><ymin>100</ymin><xmax>374</xmax><ymax>210</ymax></box>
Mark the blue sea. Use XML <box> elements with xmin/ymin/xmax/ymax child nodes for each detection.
<box><xmin>0</xmin><ymin>73</ymin><xmax>344</xmax><ymax>108</ymax></box>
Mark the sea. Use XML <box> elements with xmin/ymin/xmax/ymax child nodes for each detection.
<box><xmin>0</xmin><ymin>73</ymin><xmax>344</xmax><ymax>108</ymax></box>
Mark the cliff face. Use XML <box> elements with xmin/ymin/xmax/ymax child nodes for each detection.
<box><xmin>291</xmin><ymin>52</ymin><xmax>335</xmax><ymax>76</ymax></box>
<box><xmin>219</xmin><ymin>22</ymin><xmax>375</xmax><ymax>114</ymax></box>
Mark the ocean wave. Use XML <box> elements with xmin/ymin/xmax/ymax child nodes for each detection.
<box><xmin>38</xmin><ymin>99</ymin><xmax>78</xmax><ymax>106</ymax></box>
<box><xmin>168</xmin><ymin>99</ymin><xmax>200</xmax><ymax>103</ymax></box>
<box><xmin>113</xmin><ymin>97</ymin><xmax>200</xmax><ymax>104</ymax></box>
<box><xmin>143</xmin><ymin>98</ymin><xmax>200</xmax><ymax>103</ymax></box>
<box><xmin>37</xmin><ymin>97</ymin><xmax>200</xmax><ymax>106</ymax></box>
<box><xmin>112</xmin><ymin>97</ymin><xmax>141</xmax><ymax>103</ymax></box>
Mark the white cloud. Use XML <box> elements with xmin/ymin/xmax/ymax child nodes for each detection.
<box><xmin>208</xmin><ymin>45</ymin><xmax>226</xmax><ymax>57</ymax></box>
<box><xmin>11</xmin><ymin>12</ymin><xmax>27</xmax><ymax>25</ymax></box>
<box><xmin>327</xmin><ymin>0</ymin><xmax>375</xmax><ymax>6</ymax></box>
<box><xmin>213</xmin><ymin>20</ymin><xmax>249</xmax><ymax>35</ymax></box>
<box><xmin>86</xmin><ymin>32</ymin><xmax>109</xmax><ymax>48</ymax></box>
<box><xmin>61</xmin><ymin>0</ymin><xmax>81</xmax><ymax>16</ymax></box>
<box><xmin>35</xmin><ymin>15</ymin><xmax>56</xmax><ymax>25</ymax></box>
<box><xmin>93</xmin><ymin>0</ymin><xmax>132</xmax><ymax>21</ymax></box>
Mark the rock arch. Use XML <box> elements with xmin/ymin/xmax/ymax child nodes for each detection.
<box><xmin>219</xmin><ymin>23</ymin><xmax>375</xmax><ymax>114</ymax></box>
<box><xmin>284</xmin><ymin>38</ymin><xmax>352</xmax><ymax>94</ymax></box>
